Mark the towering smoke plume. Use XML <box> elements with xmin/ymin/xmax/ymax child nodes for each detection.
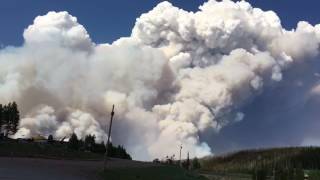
<box><xmin>1</xmin><ymin>0</ymin><xmax>320</xmax><ymax>160</ymax></box>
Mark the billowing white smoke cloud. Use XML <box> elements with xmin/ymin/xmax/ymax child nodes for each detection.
<box><xmin>1</xmin><ymin>0</ymin><xmax>320</xmax><ymax>160</ymax></box>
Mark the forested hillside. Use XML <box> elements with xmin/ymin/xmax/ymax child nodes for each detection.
<box><xmin>201</xmin><ymin>147</ymin><xmax>320</xmax><ymax>177</ymax></box>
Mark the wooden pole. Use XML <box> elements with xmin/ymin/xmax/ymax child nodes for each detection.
<box><xmin>187</xmin><ymin>151</ymin><xmax>190</xmax><ymax>170</ymax></box>
<box><xmin>104</xmin><ymin>104</ymin><xmax>115</xmax><ymax>171</ymax></box>
<box><xmin>179</xmin><ymin>144</ymin><xmax>182</xmax><ymax>167</ymax></box>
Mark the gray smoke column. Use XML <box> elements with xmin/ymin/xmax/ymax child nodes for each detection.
<box><xmin>1</xmin><ymin>0</ymin><xmax>320</xmax><ymax>160</ymax></box>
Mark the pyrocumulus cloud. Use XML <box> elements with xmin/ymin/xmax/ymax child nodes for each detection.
<box><xmin>1</xmin><ymin>0</ymin><xmax>320</xmax><ymax>160</ymax></box>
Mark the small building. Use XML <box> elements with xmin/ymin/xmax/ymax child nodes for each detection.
<box><xmin>32</xmin><ymin>134</ymin><xmax>47</xmax><ymax>143</ymax></box>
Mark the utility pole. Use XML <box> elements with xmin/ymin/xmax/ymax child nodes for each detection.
<box><xmin>179</xmin><ymin>144</ymin><xmax>182</xmax><ymax>167</ymax></box>
<box><xmin>187</xmin><ymin>151</ymin><xmax>190</xmax><ymax>170</ymax></box>
<box><xmin>104</xmin><ymin>104</ymin><xmax>115</xmax><ymax>171</ymax></box>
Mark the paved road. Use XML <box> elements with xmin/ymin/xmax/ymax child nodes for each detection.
<box><xmin>0</xmin><ymin>157</ymin><xmax>155</xmax><ymax>180</ymax></box>
<box><xmin>0</xmin><ymin>157</ymin><xmax>103</xmax><ymax>180</ymax></box>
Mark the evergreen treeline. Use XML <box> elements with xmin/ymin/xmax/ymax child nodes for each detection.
<box><xmin>107</xmin><ymin>143</ymin><xmax>132</xmax><ymax>160</ymax></box>
<box><xmin>201</xmin><ymin>147</ymin><xmax>320</xmax><ymax>179</ymax></box>
<box><xmin>0</xmin><ymin>102</ymin><xmax>20</xmax><ymax>136</ymax></box>
<box><xmin>67</xmin><ymin>133</ymin><xmax>132</xmax><ymax>160</ymax></box>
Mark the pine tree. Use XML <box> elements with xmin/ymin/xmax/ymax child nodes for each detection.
<box><xmin>0</xmin><ymin>104</ymin><xmax>2</xmax><ymax>134</ymax></box>
<box><xmin>9</xmin><ymin>102</ymin><xmax>19</xmax><ymax>135</ymax></box>
<box><xmin>68</xmin><ymin>133</ymin><xmax>80</xmax><ymax>150</ymax></box>
<box><xmin>2</xmin><ymin>104</ymin><xmax>9</xmax><ymax>136</ymax></box>
<box><xmin>192</xmin><ymin>157</ymin><xmax>201</xmax><ymax>169</ymax></box>
<box><xmin>47</xmin><ymin>134</ymin><xmax>54</xmax><ymax>144</ymax></box>
<box><xmin>84</xmin><ymin>134</ymin><xmax>95</xmax><ymax>151</ymax></box>
<box><xmin>0</xmin><ymin>102</ymin><xmax>20</xmax><ymax>136</ymax></box>
<box><xmin>186</xmin><ymin>152</ymin><xmax>190</xmax><ymax>169</ymax></box>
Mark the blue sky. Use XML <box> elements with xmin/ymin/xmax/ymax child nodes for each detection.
<box><xmin>1</xmin><ymin>0</ymin><xmax>320</xmax><ymax>46</ymax></box>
